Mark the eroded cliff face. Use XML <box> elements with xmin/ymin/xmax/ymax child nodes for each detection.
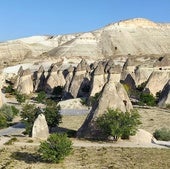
<box><xmin>0</xmin><ymin>18</ymin><xmax>169</xmax><ymax>68</ymax></box>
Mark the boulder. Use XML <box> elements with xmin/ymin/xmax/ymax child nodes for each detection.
<box><xmin>32</xmin><ymin>114</ymin><xmax>49</xmax><ymax>139</ymax></box>
<box><xmin>130</xmin><ymin>129</ymin><xmax>153</xmax><ymax>144</ymax></box>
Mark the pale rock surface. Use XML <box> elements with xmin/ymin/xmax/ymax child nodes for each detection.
<box><xmin>145</xmin><ymin>71</ymin><xmax>170</xmax><ymax>96</ymax></box>
<box><xmin>77</xmin><ymin>81</ymin><xmax>133</xmax><ymax>138</ymax></box>
<box><xmin>130</xmin><ymin>129</ymin><xmax>153</xmax><ymax>144</ymax></box>
<box><xmin>14</xmin><ymin>68</ymin><xmax>34</xmax><ymax>94</ymax></box>
<box><xmin>90</xmin><ymin>62</ymin><xmax>107</xmax><ymax>96</ymax></box>
<box><xmin>45</xmin><ymin>64</ymin><xmax>65</xmax><ymax>93</ymax></box>
<box><xmin>68</xmin><ymin>59</ymin><xmax>91</xmax><ymax>98</ymax></box>
<box><xmin>32</xmin><ymin>114</ymin><xmax>49</xmax><ymax>139</ymax></box>
<box><xmin>158</xmin><ymin>80</ymin><xmax>170</xmax><ymax>107</ymax></box>
<box><xmin>116</xmin><ymin>83</ymin><xmax>133</xmax><ymax>111</ymax></box>
<box><xmin>33</xmin><ymin>65</ymin><xmax>45</xmax><ymax>91</ymax></box>
<box><xmin>58</xmin><ymin>98</ymin><xmax>88</xmax><ymax>109</ymax></box>
<box><xmin>0</xmin><ymin>18</ymin><xmax>170</xmax><ymax>67</ymax></box>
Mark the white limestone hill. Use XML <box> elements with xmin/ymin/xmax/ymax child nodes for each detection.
<box><xmin>0</xmin><ymin>18</ymin><xmax>170</xmax><ymax>67</ymax></box>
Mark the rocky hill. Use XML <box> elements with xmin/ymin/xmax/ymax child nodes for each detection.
<box><xmin>0</xmin><ymin>18</ymin><xmax>170</xmax><ymax>68</ymax></box>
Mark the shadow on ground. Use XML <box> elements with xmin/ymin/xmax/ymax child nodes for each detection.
<box><xmin>11</xmin><ymin>151</ymin><xmax>41</xmax><ymax>164</ymax></box>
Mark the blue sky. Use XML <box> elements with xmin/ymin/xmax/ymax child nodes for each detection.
<box><xmin>0</xmin><ymin>0</ymin><xmax>169</xmax><ymax>41</ymax></box>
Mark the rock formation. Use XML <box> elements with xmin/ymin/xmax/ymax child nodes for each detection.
<box><xmin>32</xmin><ymin>114</ymin><xmax>49</xmax><ymax>139</ymax></box>
<box><xmin>0</xmin><ymin>18</ymin><xmax>170</xmax><ymax>68</ymax></box>
<box><xmin>158</xmin><ymin>80</ymin><xmax>170</xmax><ymax>107</ymax></box>
<box><xmin>14</xmin><ymin>68</ymin><xmax>34</xmax><ymax>94</ymax></box>
<box><xmin>68</xmin><ymin>59</ymin><xmax>91</xmax><ymax>98</ymax></box>
<box><xmin>77</xmin><ymin>81</ymin><xmax>133</xmax><ymax>138</ymax></box>
<box><xmin>33</xmin><ymin>65</ymin><xmax>45</xmax><ymax>91</ymax></box>
<box><xmin>144</xmin><ymin>71</ymin><xmax>170</xmax><ymax>96</ymax></box>
<box><xmin>45</xmin><ymin>64</ymin><xmax>65</xmax><ymax>93</ymax></box>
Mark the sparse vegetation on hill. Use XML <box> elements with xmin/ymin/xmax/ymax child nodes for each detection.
<box><xmin>96</xmin><ymin>108</ymin><xmax>141</xmax><ymax>141</ymax></box>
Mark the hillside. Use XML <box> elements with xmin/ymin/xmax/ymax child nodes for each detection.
<box><xmin>0</xmin><ymin>18</ymin><xmax>170</xmax><ymax>68</ymax></box>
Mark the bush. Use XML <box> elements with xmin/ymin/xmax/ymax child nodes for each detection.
<box><xmin>153</xmin><ymin>128</ymin><xmax>170</xmax><ymax>141</ymax></box>
<box><xmin>139</xmin><ymin>93</ymin><xmax>156</xmax><ymax>106</ymax></box>
<box><xmin>43</xmin><ymin>100</ymin><xmax>62</xmax><ymax>130</ymax></box>
<box><xmin>39</xmin><ymin>133</ymin><xmax>72</xmax><ymax>163</ymax></box>
<box><xmin>35</xmin><ymin>91</ymin><xmax>46</xmax><ymax>103</ymax></box>
<box><xmin>15</xmin><ymin>92</ymin><xmax>27</xmax><ymax>104</ymax></box>
<box><xmin>20</xmin><ymin>104</ymin><xmax>40</xmax><ymax>136</ymax></box>
<box><xmin>0</xmin><ymin>104</ymin><xmax>19</xmax><ymax>122</ymax></box>
<box><xmin>4</xmin><ymin>137</ymin><xmax>18</xmax><ymax>145</ymax></box>
<box><xmin>0</xmin><ymin>113</ymin><xmax>7</xmax><ymax>129</ymax></box>
<box><xmin>96</xmin><ymin>109</ymin><xmax>141</xmax><ymax>141</ymax></box>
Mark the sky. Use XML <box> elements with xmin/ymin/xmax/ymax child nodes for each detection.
<box><xmin>0</xmin><ymin>0</ymin><xmax>169</xmax><ymax>41</ymax></box>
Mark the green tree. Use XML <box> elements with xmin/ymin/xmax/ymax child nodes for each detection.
<box><xmin>43</xmin><ymin>100</ymin><xmax>62</xmax><ymax>130</ymax></box>
<box><xmin>39</xmin><ymin>133</ymin><xmax>72</xmax><ymax>163</ymax></box>
<box><xmin>20</xmin><ymin>104</ymin><xmax>40</xmax><ymax>136</ymax></box>
<box><xmin>96</xmin><ymin>108</ymin><xmax>141</xmax><ymax>141</ymax></box>
<box><xmin>139</xmin><ymin>93</ymin><xmax>156</xmax><ymax>106</ymax></box>
<box><xmin>15</xmin><ymin>92</ymin><xmax>27</xmax><ymax>104</ymax></box>
<box><xmin>35</xmin><ymin>91</ymin><xmax>46</xmax><ymax>103</ymax></box>
<box><xmin>0</xmin><ymin>112</ymin><xmax>7</xmax><ymax>129</ymax></box>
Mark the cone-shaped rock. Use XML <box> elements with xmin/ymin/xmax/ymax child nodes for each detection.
<box><xmin>77</xmin><ymin>81</ymin><xmax>133</xmax><ymax>138</ymax></box>
<box><xmin>32</xmin><ymin>114</ymin><xmax>49</xmax><ymax>139</ymax></box>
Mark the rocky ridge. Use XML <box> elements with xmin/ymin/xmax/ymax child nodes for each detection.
<box><xmin>0</xmin><ymin>18</ymin><xmax>170</xmax><ymax>68</ymax></box>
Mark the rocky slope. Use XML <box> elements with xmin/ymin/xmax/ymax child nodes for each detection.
<box><xmin>0</xmin><ymin>18</ymin><xmax>170</xmax><ymax>68</ymax></box>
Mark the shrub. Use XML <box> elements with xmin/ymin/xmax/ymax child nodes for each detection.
<box><xmin>4</xmin><ymin>137</ymin><xmax>18</xmax><ymax>145</ymax></box>
<box><xmin>0</xmin><ymin>104</ymin><xmax>18</xmax><ymax>122</ymax></box>
<box><xmin>35</xmin><ymin>91</ymin><xmax>46</xmax><ymax>103</ymax></box>
<box><xmin>89</xmin><ymin>92</ymin><xmax>101</xmax><ymax>106</ymax></box>
<box><xmin>39</xmin><ymin>133</ymin><xmax>72</xmax><ymax>163</ymax></box>
<box><xmin>43</xmin><ymin>100</ymin><xmax>62</xmax><ymax>130</ymax></box>
<box><xmin>3</xmin><ymin>84</ymin><xmax>15</xmax><ymax>94</ymax></box>
<box><xmin>153</xmin><ymin>128</ymin><xmax>170</xmax><ymax>141</ymax></box>
<box><xmin>20</xmin><ymin>104</ymin><xmax>40</xmax><ymax>136</ymax></box>
<box><xmin>15</xmin><ymin>92</ymin><xmax>27</xmax><ymax>104</ymax></box>
<box><xmin>0</xmin><ymin>113</ymin><xmax>7</xmax><ymax>129</ymax></box>
<box><xmin>139</xmin><ymin>93</ymin><xmax>156</xmax><ymax>106</ymax></box>
<box><xmin>96</xmin><ymin>108</ymin><xmax>141</xmax><ymax>141</ymax></box>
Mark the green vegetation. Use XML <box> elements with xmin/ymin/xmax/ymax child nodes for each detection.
<box><xmin>4</xmin><ymin>137</ymin><xmax>18</xmax><ymax>145</ymax></box>
<box><xmin>0</xmin><ymin>105</ymin><xmax>19</xmax><ymax>129</ymax></box>
<box><xmin>20</xmin><ymin>100</ymin><xmax>61</xmax><ymax>136</ymax></box>
<box><xmin>96</xmin><ymin>108</ymin><xmax>141</xmax><ymax>141</ymax></box>
<box><xmin>0</xmin><ymin>113</ymin><xmax>7</xmax><ymax>129</ymax></box>
<box><xmin>35</xmin><ymin>91</ymin><xmax>46</xmax><ymax>103</ymax></box>
<box><xmin>153</xmin><ymin>128</ymin><xmax>170</xmax><ymax>141</ymax></box>
<box><xmin>139</xmin><ymin>93</ymin><xmax>156</xmax><ymax>106</ymax></box>
<box><xmin>39</xmin><ymin>133</ymin><xmax>72</xmax><ymax>163</ymax></box>
<box><xmin>3</xmin><ymin>84</ymin><xmax>15</xmax><ymax>94</ymax></box>
<box><xmin>43</xmin><ymin>100</ymin><xmax>62</xmax><ymax>130</ymax></box>
<box><xmin>15</xmin><ymin>92</ymin><xmax>27</xmax><ymax>104</ymax></box>
<box><xmin>20</xmin><ymin>104</ymin><xmax>40</xmax><ymax>136</ymax></box>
